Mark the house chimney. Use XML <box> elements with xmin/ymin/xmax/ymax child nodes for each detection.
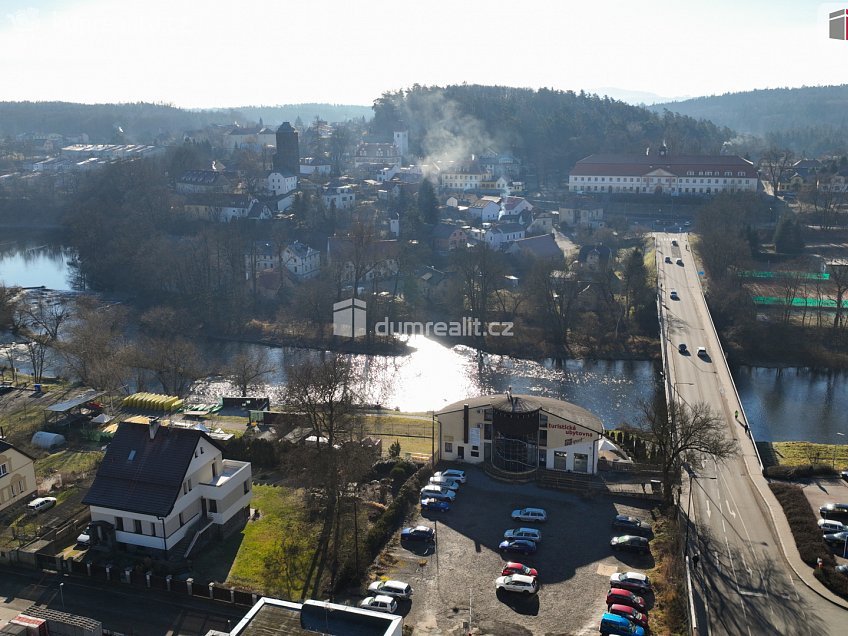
<box><xmin>149</xmin><ymin>417</ymin><xmax>160</xmax><ymax>440</ymax></box>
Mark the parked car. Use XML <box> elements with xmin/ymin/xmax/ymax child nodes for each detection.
<box><xmin>610</xmin><ymin>535</ymin><xmax>650</xmax><ymax>555</ymax></box>
<box><xmin>678</xmin><ymin>343</ymin><xmax>688</xmax><ymax>354</ymax></box>
<box><xmin>841</xmin><ymin>470</ymin><xmax>848</xmax><ymax>482</ymax></box>
<box><xmin>428</xmin><ymin>476</ymin><xmax>460</xmax><ymax>491</ymax></box>
<box><xmin>27</xmin><ymin>497</ymin><xmax>57</xmax><ymax>514</ymax></box>
<box><xmin>420</xmin><ymin>498</ymin><xmax>450</xmax><ymax>512</ymax></box>
<box><xmin>820</xmin><ymin>503</ymin><xmax>848</xmax><ymax>521</ymax></box>
<box><xmin>600</xmin><ymin>612</ymin><xmax>646</xmax><ymax>636</ymax></box>
<box><xmin>420</xmin><ymin>485</ymin><xmax>456</xmax><ymax>501</ymax></box>
<box><xmin>501</xmin><ymin>562</ymin><xmax>538</xmax><ymax>577</ymax></box>
<box><xmin>612</xmin><ymin>515</ymin><xmax>651</xmax><ymax>535</ymax></box>
<box><xmin>401</xmin><ymin>526</ymin><xmax>435</xmax><ymax>542</ymax></box>
<box><xmin>664</xmin><ymin>256</ymin><xmax>672</xmax><ymax>264</ymax></box>
<box><xmin>359</xmin><ymin>595</ymin><xmax>398</xmax><ymax>614</ymax></box>
<box><xmin>676</xmin><ymin>258</ymin><xmax>684</xmax><ymax>266</ymax></box>
<box><xmin>498</xmin><ymin>538</ymin><xmax>538</xmax><ymax>555</ymax></box>
<box><xmin>818</xmin><ymin>519</ymin><xmax>845</xmax><ymax>534</ymax></box>
<box><xmin>697</xmin><ymin>346</ymin><xmax>708</xmax><ymax>358</ymax></box>
<box><xmin>495</xmin><ymin>573</ymin><xmax>539</xmax><ymax>595</ymax></box>
<box><xmin>504</xmin><ymin>527</ymin><xmax>542</xmax><ymax>543</ymax></box>
<box><xmin>671</xmin><ymin>239</ymin><xmax>679</xmax><ymax>246</ymax></box>
<box><xmin>669</xmin><ymin>289</ymin><xmax>679</xmax><ymax>300</ymax></box>
<box><xmin>823</xmin><ymin>531</ymin><xmax>848</xmax><ymax>554</ymax></box>
<box><xmin>435</xmin><ymin>469</ymin><xmax>466</xmax><ymax>484</ymax></box>
<box><xmin>511</xmin><ymin>507</ymin><xmax>547</xmax><ymax>522</ymax></box>
<box><xmin>420</xmin><ymin>490</ymin><xmax>453</xmax><ymax>504</ymax></box>
<box><xmin>606</xmin><ymin>588</ymin><xmax>648</xmax><ymax>613</ymax></box>
<box><xmin>367</xmin><ymin>580</ymin><xmax>413</xmax><ymax>600</ymax></box>
<box><xmin>836</xmin><ymin>564</ymin><xmax>848</xmax><ymax>576</ymax></box>
<box><xmin>608</xmin><ymin>603</ymin><xmax>649</xmax><ymax>629</ymax></box>
<box><xmin>609</xmin><ymin>571</ymin><xmax>652</xmax><ymax>593</ymax></box>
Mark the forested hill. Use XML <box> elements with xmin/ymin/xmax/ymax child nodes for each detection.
<box><xmin>370</xmin><ymin>85</ymin><xmax>733</xmax><ymax>183</ymax></box>
<box><xmin>652</xmin><ymin>85</ymin><xmax>848</xmax><ymax>154</ymax></box>
<box><xmin>0</xmin><ymin>101</ymin><xmax>371</xmax><ymax>144</ymax></box>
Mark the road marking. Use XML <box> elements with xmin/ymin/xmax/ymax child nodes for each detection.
<box><xmin>725</xmin><ymin>499</ymin><xmax>737</xmax><ymax>519</ymax></box>
<box><xmin>705</xmin><ymin>498</ymin><xmax>711</xmax><ymax>518</ymax></box>
<box><xmin>738</xmin><ymin>590</ymin><xmax>766</xmax><ymax>597</ymax></box>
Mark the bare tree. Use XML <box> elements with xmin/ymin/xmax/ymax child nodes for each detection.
<box><xmin>21</xmin><ymin>294</ymin><xmax>70</xmax><ymax>341</ymax></box>
<box><xmin>641</xmin><ymin>398</ymin><xmax>737</xmax><ymax>504</ymax></box>
<box><xmin>828</xmin><ymin>261</ymin><xmax>848</xmax><ymax>330</ymax></box>
<box><xmin>760</xmin><ymin>148</ymin><xmax>795</xmax><ymax>200</ymax></box>
<box><xmin>131</xmin><ymin>336</ymin><xmax>206</xmax><ymax>396</ymax></box>
<box><xmin>226</xmin><ymin>348</ymin><xmax>275</xmax><ymax>397</ymax></box>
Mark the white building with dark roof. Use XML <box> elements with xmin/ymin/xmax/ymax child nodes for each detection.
<box><xmin>0</xmin><ymin>440</ymin><xmax>37</xmax><ymax>513</ymax></box>
<box><xmin>282</xmin><ymin>241</ymin><xmax>320</xmax><ymax>280</ymax></box>
<box><xmin>82</xmin><ymin>420</ymin><xmax>252</xmax><ymax>559</ymax></box>
<box><xmin>568</xmin><ymin>149</ymin><xmax>759</xmax><ymax>196</ymax></box>
<box><xmin>437</xmin><ymin>394</ymin><xmax>604</xmax><ymax>474</ymax></box>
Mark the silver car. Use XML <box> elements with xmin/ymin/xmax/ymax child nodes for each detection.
<box><xmin>504</xmin><ymin>527</ymin><xmax>542</xmax><ymax>543</ymax></box>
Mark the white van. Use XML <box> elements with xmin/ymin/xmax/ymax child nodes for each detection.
<box><xmin>27</xmin><ymin>497</ymin><xmax>57</xmax><ymax>514</ymax></box>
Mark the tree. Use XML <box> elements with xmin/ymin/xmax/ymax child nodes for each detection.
<box><xmin>450</xmin><ymin>243</ymin><xmax>507</xmax><ymax>336</ymax></box>
<box><xmin>827</xmin><ymin>262</ymin><xmax>848</xmax><ymax>330</ymax></box>
<box><xmin>773</xmin><ymin>214</ymin><xmax>804</xmax><ymax>254</ymax></box>
<box><xmin>131</xmin><ymin>336</ymin><xmax>206</xmax><ymax>396</ymax></box>
<box><xmin>226</xmin><ymin>348</ymin><xmax>275</xmax><ymax>397</ymax></box>
<box><xmin>619</xmin><ymin>247</ymin><xmax>651</xmax><ymax>336</ymax></box>
<box><xmin>641</xmin><ymin>398</ymin><xmax>737</xmax><ymax>504</ymax></box>
<box><xmin>760</xmin><ymin>148</ymin><xmax>795</xmax><ymax>199</ymax></box>
<box><xmin>417</xmin><ymin>179</ymin><xmax>439</xmax><ymax>226</ymax></box>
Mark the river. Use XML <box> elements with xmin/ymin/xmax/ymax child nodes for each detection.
<box><xmin>2</xmin><ymin>233</ymin><xmax>847</xmax><ymax>442</ymax></box>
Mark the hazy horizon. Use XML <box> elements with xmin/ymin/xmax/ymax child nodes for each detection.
<box><xmin>3</xmin><ymin>1</ymin><xmax>848</xmax><ymax>109</ymax></box>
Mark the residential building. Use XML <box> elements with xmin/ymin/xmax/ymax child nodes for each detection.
<box><xmin>436</xmin><ymin>394</ymin><xmax>604</xmax><ymax>474</ymax></box>
<box><xmin>267</xmin><ymin>170</ymin><xmax>298</xmax><ymax>196</ymax></box>
<box><xmin>246</xmin><ymin>241</ymin><xmax>282</xmax><ymax>278</ymax></box>
<box><xmin>224</xmin><ymin>124</ymin><xmax>276</xmax><ymax>153</ymax></box>
<box><xmin>468</xmin><ymin>196</ymin><xmax>501</xmax><ymax>222</ymax></box>
<box><xmin>0</xmin><ymin>440</ymin><xmax>37</xmax><ymax>513</ymax></box>
<box><xmin>440</xmin><ymin>165</ymin><xmax>489</xmax><ymax>192</ymax></box>
<box><xmin>578</xmin><ymin>244</ymin><xmax>613</xmax><ymax>271</ymax></box>
<box><xmin>502</xmin><ymin>196</ymin><xmax>534</xmax><ymax>217</ymax></box>
<box><xmin>321</xmin><ymin>184</ymin><xmax>356</xmax><ymax>210</ymax></box>
<box><xmin>526</xmin><ymin>211</ymin><xmax>557</xmax><ymax>234</ymax></box>
<box><xmin>224</xmin><ymin>597</ymin><xmax>402</xmax><ymax>636</ymax></box>
<box><xmin>479</xmin><ymin>175</ymin><xmax>510</xmax><ymax>194</ymax></box>
<box><xmin>568</xmin><ymin>148</ymin><xmax>758</xmax><ymax>195</ymax></box>
<box><xmin>485</xmin><ymin>223</ymin><xmax>525</xmax><ymax>249</ymax></box>
<box><xmin>507</xmin><ymin>233</ymin><xmax>563</xmax><ymax>260</ymax></box>
<box><xmin>299</xmin><ymin>157</ymin><xmax>332</xmax><ymax>176</ymax></box>
<box><xmin>184</xmin><ymin>194</ymin><xmax>267</xmax><ymax>222</ymax></box>
<box><xmin>327</xmin><ymin>237</ymin><xmax>400</xmax><ymax>284</ymax></box>
<box><xmin>560</xmin><ymin>198</ymin><xmax>604</xmax><ymax>228</ymax></box>
<box><xmin>82</xmin><ymin>420</ymin><xmax>252</xmax><ymax>558</ymax></box>
<box><xmin>431</xmin><ymin>223</ymin><xmax>469</xmax><ymax>252</ymax></box>
<box><xmin>480</xmin><ymin>151</ymin><xmax>522</xmax><ymax>178</ymax></box>
<box><xmin>354</xmin><ymin>143</ymin><xmax>401</xmax><ymax>169</ymax></box>
<box><xmin>176</xmin><ymin>170</ymin><xmax>236</xmax><ymax>195</ymax></box>
<box><xmin>282</xmin><ymin>241</ymin><xmax>321</xmax><ymax>280</ymax></box>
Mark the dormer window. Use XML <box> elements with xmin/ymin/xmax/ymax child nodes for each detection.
<box><xmin>128</xmin><ymin>450</ymin><xmax>136</xmax><ymax>461</ymax></box>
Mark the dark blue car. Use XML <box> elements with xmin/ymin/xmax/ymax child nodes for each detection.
<box><xmin>498</xmin><ymin>538</ymin><xmax>537</xmax><ymax>555</ymax></box>
<box><xmin>421</xmin><ymin>498</ymin><xmax>450</xmax><ymax>512</ymax></box>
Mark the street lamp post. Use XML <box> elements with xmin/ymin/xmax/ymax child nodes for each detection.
<box><xmin>834</xmin><ymin>432</ymin><xmax>845</xmax><ymax>470</ymax></box>
<box><xmin>59</xmin><ymin>582</ymin><xmax>65</xmax><ymax>611</ymax></box>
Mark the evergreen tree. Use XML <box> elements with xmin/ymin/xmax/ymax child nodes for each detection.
<box><xmin>417</xmin><ymin>178</ymin><xmax>438</xmax><ymax>226</ymax></box>
<box><xmin>773</xmin><ymin>214</ymin><xmax>804</xmax><ymax>253</ymax></box>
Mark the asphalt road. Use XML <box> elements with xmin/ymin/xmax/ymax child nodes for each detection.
<box><xmin>0</xmin><ymin>567</ymin><xmax>246</xmax><ymax>635</ymax></box>
<box><xmin>656</xmin><ymin>233</ymin><xmax>847</xmax><ymax>634</ymax></box>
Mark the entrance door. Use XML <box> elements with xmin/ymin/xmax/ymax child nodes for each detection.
<box><xmin>484</xmin><ymin>442</ymin><xmax>492</xmax><ymax>462</ymax></box>
<box><xmin>553</xmin><ymin>451</ymin><xmax>568</xmax><ymax>471</ymax></box>
<box><xmin>574</xmin><ymin>453</ymin><xmax>589</xmax><ymax>473</ymax></box>
<box><xmin>457</xmin><ymin>446</ymin><xmax>465</xmax><ymax>460</ymax></box>
<box><xmin>201</xmin><ymin>497</ymin><xmax>208</xmax><ymax>519</ymax></box>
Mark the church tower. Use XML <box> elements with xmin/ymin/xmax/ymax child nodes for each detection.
<box><xmin>274</xmin><ymin>122</ymin><xmax>299</xmax><ymax>174</ymax></box>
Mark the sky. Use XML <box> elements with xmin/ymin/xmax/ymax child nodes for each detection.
<box><xmin>1</xmin><ymin>0</ymin><xmax>848</xmax><ymax>108</ymax></box>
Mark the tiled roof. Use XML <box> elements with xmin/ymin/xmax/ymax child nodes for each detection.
<box><xmin>177</xmin><ymin>170</ymin><xmax>231</xmax><ymax>185</ymax></box>
<box><xmin>0</xmin><ymin>440</ymin><xmax>35</xmax><ymax>461</ymax></box>
<box><xmin>512</xmin><ymin>234</ymin><xmax>562</xmax><ymax>259</ymax></box>
<box><xmin>570</xmin><ymin>153</ymin><xmax>757</xmax><ymax>178</ymax></box>
<box><xmin>83</xmin><ymin>422</ymin><xmax>222</xmax><ymax>517</ymax></box>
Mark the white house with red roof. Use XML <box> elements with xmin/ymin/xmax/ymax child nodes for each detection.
<box><xmin>568</xmin><ymin>147</ymin><xmax>758</xmax><ymax>196</ymax></box>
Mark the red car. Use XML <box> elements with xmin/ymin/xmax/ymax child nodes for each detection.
<box><xmin>501</xmin><ymin>562</ymin><xmax>538</xmax><ymax>577</ymax></box>
<box><xmin>606</xmin><ymin>588</ymin><xmax>647</xmax><ymax>613</ymax></box>
<box><xmin>608</xmin><ymin>603</ymin><xmax>649</xmax><ymax>629</ymax></box>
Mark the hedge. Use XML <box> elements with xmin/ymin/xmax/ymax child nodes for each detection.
<box><xmin>768</xmin><ymin>482</ymin><xmax>835</xmax><ymax>568</ymax></box>
<box><xmin>814</xmin><ymin>566</ymin><xmax>848</xmax><ymax>599</ymax></box>
<box><xmin>764</xmin><ymin>464</ymin><xmax>837</xmax><ymax>480</ymax></box>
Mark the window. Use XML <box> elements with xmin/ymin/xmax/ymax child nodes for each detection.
<box><xmin>539</xmin><ymin>429</ymin><xmax>548</xmax><ymax>447</ymax></box>
<box><xmin>212</xmin><ymin>463</ymin><xmax>218</xmax><ymax>479</ymax></box>
<box><xmin>134</xmin><ymin>519</ymin><xmax>141</xmax><ymax>534</ymax></box>
<box><xmin>445</xmin><ymin>442</ymin><xmax>453</xmax><ymax>453</ymax></box>
<box><xmin>116</xmin><ymin>517</ymin><xmax>124</xmax><ymax>531</ymax></box>
<box><xmin>178</xmin><ymin>512</ymin><xmax>184</xmax><ymax>526</ymax></box>
<box><xmin>0</xmin><ymin>463</ymin><xmax>7</xmax><ymax>477</ymax></box>
<box><xmin>244</xmin><ymin>480</ymin><xmax>251</xmax><ymax>494</ymax></box>
<box><xmin>209</xmin><ymin>499</ymin><xmax>218</xmax><ymax>513</ymax></box>
<box><xmin>484</xmin><ymin>408</ymin><xmax>492</xmax><ymax>421</ymax></box>
<box><xmin>470</xmin><ymin>450</ymin><xmax>479</xmax><ymax>458</ymax></box>
<box><xmin>149</xmin><ymin>522</ymin><xmax>156</xmax><ymax>536</ymax></box>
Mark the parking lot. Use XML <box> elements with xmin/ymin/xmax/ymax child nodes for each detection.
<box><xmin>370</xmin><ymin>465</ymin><xmax>657</xmax><ymax>635</ymax></box>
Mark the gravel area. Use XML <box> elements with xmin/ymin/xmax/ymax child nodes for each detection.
<box><xmin>365</xmin><ymin>465</ymin><xmax>658</xmax><ymax>635</ymax></box>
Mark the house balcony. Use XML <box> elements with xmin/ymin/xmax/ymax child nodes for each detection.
<box><xmin>199</xmin><ymin>459</ymin><xmax>252</xmax><ymax>523</ymax></box>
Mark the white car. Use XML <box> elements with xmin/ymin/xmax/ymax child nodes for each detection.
<box><xmin>697</xmin><ymin>346</ymin><xmax>708</xmax><ymax>358</ymax></box>
<box><xmin>435</xmin><ymin>469</ymin><xmax>466</xmax><ymax>484</ymax></box>
<box><xmin>359</xmin><ymin>595</ymin><xmax>398</xmax><ymax>614</ymax></box>
<box><xmin>610</xmin><ymin>571</ymin><xmax>652</xmax><ymax>593</ymax></box>
<box><xmin>429</xmin><ymin>476</ymin><xmax>460</xmax><ymax>491</ymax></box>
<box><xmin>27</xmin><ymin>497</ymin><xmax>57</xmax><ymax>513</ymax></box>
<box><xmin>367</xmin><ymin>580</ymin><xmax>413</xmax><ymax>600</ymax></box>
<box><xmin>420</xmin><ymin>485</ymin><xmax>456</xmax><ymax>501</ymax></box>
<box><xmin>503</xmin><ymin>527</ymin><xmax>542</xmax><ymax>543</ymax></box>
<box><xmin>495</xmin><ymin>573</ymin><xmax>539</xmax><ymax>594</ymax></box>
<box><xmin>818</xmin><ymin>519</ymin><xmax>846</xmax><ymax>534</ymax></box>
<box><xmin>511</xmin><ymin>507</ymin><xmax>547</xmax><ymax>522</ymax></box>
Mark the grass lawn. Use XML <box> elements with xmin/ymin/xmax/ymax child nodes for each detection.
<box><xmin>35</xmin><ymin>450</ymin><xmax>103</xmax><ymax>479</ymax></box>
<box><xmin>192</xmin><ymin>484</ymin><xmax>320</xmax><ymax>599</ymax></box>
<box><xmin>767</xmin><ymin>441</ymin><xmax>848</xmax><ymax>469</ymax></box>
<box><xmin>362</xmin><ymin>414</ymin><xmax>436</xmax><ymax>458</ymax></box>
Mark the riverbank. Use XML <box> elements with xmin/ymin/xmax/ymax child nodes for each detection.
<box><xmin>721</xmin><ymin>323</ymin><xmax>848</xmax><ymax>371</ymax></box>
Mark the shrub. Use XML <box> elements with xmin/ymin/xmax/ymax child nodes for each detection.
<box><xmin>388</xmin><ymin>440</ymin><xmax>402</xmax><ymax>458</ymax></box>
<box><xmin>814</xmin><ymin>567</ymin><xmax>848</xmax><ymax>599</ymax></box>
<box><xmin>768</xmin><ymin>482</ymin><xmax>835</xmax><ymax>568</ymax></box>
<box><xmin>765</xmin><ymin>464</ymin><xmax>837</xmax><ymax>480</ymax></box>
